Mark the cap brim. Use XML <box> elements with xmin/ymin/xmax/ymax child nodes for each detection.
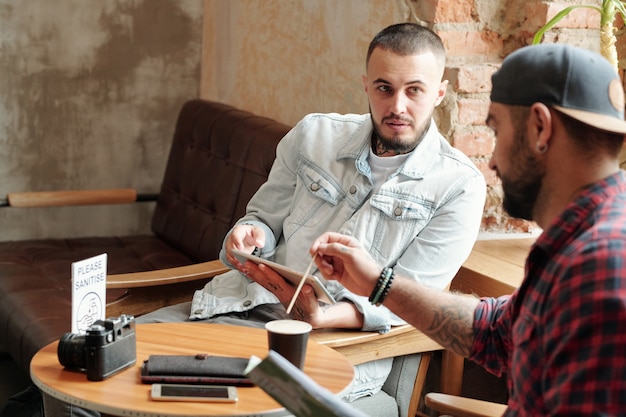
<box><xmin>554</xmin><ymin>105</ymin><xmax>626</xmax><ymax>135</ymax></box>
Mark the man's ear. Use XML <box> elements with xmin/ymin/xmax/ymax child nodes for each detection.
<box><xmin>529</xmin><ymin>103</ymin><xmax>553</xmax><ymax>150</ymax></box>
<box><xmin>434</xmin><ymin>79</ymin><xmax>448</xmax><ymax>106</ymax></box>
<box><xmin>361</xmin><ymin>74</ymin><xmax>368</xmax><ymax>93</ymax></box>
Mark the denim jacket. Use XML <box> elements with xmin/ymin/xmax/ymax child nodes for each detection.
<box><xmin>191</xmin><ymin>112</ymin><xmax>486</xmax><ymax>332</ymax></box>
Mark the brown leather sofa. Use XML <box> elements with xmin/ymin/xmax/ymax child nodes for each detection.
<box><xmin>0</xmin><ymin>99</ymin><xmax>289</xmax><ymax>376</ymax></box>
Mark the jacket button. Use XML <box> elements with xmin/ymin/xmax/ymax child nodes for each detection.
<box><xmin>394</xmin><ymin>207</ymin><xmax>403</xmax><ymax>216</ymax></box>
<box><xmin>349</xmin><ymin>185</ymin><xmax>357</xmax><ymax>194</ymax></box>
<box><xmin>243</xmin><ymin>300</ymin><xmax>252</xmax><ymax>307</ymax></box>
<box><xmin>310</xmin><ymin>182</ymin><xmax>320</xmax><ymax>192</ymax></box>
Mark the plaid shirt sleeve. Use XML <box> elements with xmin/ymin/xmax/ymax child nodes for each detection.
<box><xmin>470</xmin><ymin>295</ymin><xmax>514</xmax><ymax>378</ymax></box>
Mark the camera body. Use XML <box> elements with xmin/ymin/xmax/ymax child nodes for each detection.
<box><xmin>58</xmin><ymin>314</ymin><xmax>137</xmax><ymax>381</ymax></box>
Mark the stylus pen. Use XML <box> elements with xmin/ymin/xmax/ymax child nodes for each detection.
<box><xmin>286</xmin><ymin>254</ymin><xmax>317</xmax><ymax>314</ymax></box>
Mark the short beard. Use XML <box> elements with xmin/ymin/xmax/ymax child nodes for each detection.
<box><xmin>371</xmin><ymin>111</ymin><xmax>432</xmax><ymax>155</ymax></box>
<box><xmin>501</xmin><ymin>128</ymin><xmax>544</xmax><ymax>221</ymax></box>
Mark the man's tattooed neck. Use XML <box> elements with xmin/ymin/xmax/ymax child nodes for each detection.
<box><xmin>372</xmin><ymin>136</ymin><xmax>392</xmax><ymax>156</ymax></box>
<box><xmin>371</xmin><ymin>133</ymin><xmax>415</xmax><ymax>157</ymax></box>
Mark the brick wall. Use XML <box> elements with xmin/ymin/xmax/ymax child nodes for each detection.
<box><xmin>413</xmin><ymin>0</ymin><xmax>602</xmax><ymax>232</ymax></box>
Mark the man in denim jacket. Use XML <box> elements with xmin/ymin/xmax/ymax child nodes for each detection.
<box><xmin>44</xmin><ymin>23</ymin><xmax>485</xmax><ymax>417</ymax></box>
<box><xmin>187</xmin><ymin>22</ymin><xmax>486</xmax><ymax>403</ymax></box>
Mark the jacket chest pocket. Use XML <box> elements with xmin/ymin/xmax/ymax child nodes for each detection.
<box><xmin>369</xmin><ymin>193</ymin><xmax>433</xmax><ymax>221</ymax></box>
<box><xmin>284</xmin><ymin>164</ymin><xmax>346</xmax><ymax>236</ymax></box>
<box><xmin>355</xmin><ymin>193</ymin><xmax>434</xmax><ymax>261</ymax></box>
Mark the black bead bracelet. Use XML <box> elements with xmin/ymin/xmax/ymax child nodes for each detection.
<box><xmin>369</xmin><ymin>267</ymin><xmax>395</xmax><ymax>306</ymax></box>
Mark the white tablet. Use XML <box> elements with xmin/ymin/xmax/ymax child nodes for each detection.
<box><xmin>230</xmin><ymin>249</ymin><xmax>336</xmax><ymax>305</ymax></box>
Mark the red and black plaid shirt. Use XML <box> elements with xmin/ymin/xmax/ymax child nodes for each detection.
<box><xmin>471</xmin><ymin>171</ymin><xmax>626</xmax><ymax>416</ymax></box>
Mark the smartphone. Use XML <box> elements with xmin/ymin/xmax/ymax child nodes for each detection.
<box><xmin>150</xmin><ymin>384</ymin><xmax>238</xmax><ymax>402</ymax></box>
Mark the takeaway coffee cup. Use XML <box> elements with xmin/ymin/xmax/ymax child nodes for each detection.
<box><xmin>265</xmin><ymin>319</ymin><xmax>312</xmax><ymax>369</ymax></box>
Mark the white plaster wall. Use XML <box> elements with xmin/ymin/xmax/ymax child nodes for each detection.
<box><xmin>0</xmin><ymin>0</ymin><xmax>203</xmax><ymax>241</ymax></box>
<box><xmin>201</xmin><ymin>0</ymin><xmax>412</xmax><ymax>126</ymax></box>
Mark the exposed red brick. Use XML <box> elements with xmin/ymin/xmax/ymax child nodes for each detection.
<box><xmin>452</xmin><ymin>130</ymin><xmax>494</xmax><ymax>156</ymax></box>
<box><xmin>409</xmin><ymin>0</ymin><xmax>474</xmax><ymax>23</ymax></box>
<box><xmin>615</xmin><ymin>13</ymin><xmax>625</xmax><ymax>30</ymax></box>
<box><xmin>547</xmin><ymin>3</ymin><xmax>600</xmax><ymax>28</ymax></box>
<box><xmin>439</xmin><ymin>30</ymin><xmax>503</xmax><ymax>58</ymax></box>
<box><xmin>474</xmin><ymin>160</ymin><xmax>498</xmax><ymax>187</ymax></box>
<box><xmin>457</xmin><ymin>98</ymin><xmax>489</xmax><ymax>126</ymax></box>
<box><xmin>481</xmin><ymin>216</ymin><xmax>500</xmax><ymax>230</ymax></box>
<box><xmin>525</xmin><ymin>1</ymin><xmax>600</xmax><ymax>31</ymax></box>
<box><xmin>616</xmin><ymin>33</ymin><xmax>626</xmax><ymax>65</ymax></box>
<box><xmin>447</xmin><ymin>65</ymin><xmax>498</xmax><ymax>93</ymax></box>
<box><xmin>433</xmin><ymin>0</ymin><xmax>606</xmax><ymax>233</ymax></box>
<box><xmin>507</xmin><ymin>218</ymin><xmax>537</xmax><ymax>233</ymax></box>
<box><xmin>433</xmin><ymin>0</ymin><xmax>475</xmax><ymax>23</ymax></box>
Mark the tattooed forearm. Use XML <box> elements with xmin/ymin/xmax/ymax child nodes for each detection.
<box><xmin>426</xmin><ymin>304</ymin><xmax>475</xmax><ymax>357</ymax></box>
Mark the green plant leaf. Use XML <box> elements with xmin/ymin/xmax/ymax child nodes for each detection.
<box><xmin>612</xmin><ymin>1</ymin><xmax>626</xmax><ymax>20</ymax></box>
<box><xmin>532</xmin><ymin>5</ymin><xmax>602</xmax><ymax>44</ymax></box>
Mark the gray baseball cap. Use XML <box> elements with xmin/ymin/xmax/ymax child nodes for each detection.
<box><xmin>491</xmin><ymin>43</ymin><xmax>626</xmax><ymax>134</ymax></box>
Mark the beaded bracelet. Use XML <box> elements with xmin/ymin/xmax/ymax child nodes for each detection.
<box><xmin>368</xmin><ymin>267</ymin><xmax>389</xmax><ymax>304</ymax></box>
<box><xmin>378</xmin><ymin>267</ymin><xmax>395</xmax><ymax>306</ymax></box>
<box><xmin>369</xmin><ymin>267</ymin><xmax>395</xmax><ymax>306</ymax></box>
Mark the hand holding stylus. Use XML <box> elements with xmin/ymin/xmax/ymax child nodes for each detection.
<box><xmin>286</xmin><ymin>254</ymin><xmax>317</xmax><ymax>314</ymax></box>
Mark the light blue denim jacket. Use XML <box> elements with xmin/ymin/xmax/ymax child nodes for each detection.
<box><xmin>191</xmin><ymin>112</ymin><xmax>486</xmax><ymax>334</ymax></box>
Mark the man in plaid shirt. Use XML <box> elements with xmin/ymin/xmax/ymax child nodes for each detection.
<box><xmin>310</xmin><ymin>43</ymin><xmax>626</xmax><ymax>415</ymax></box>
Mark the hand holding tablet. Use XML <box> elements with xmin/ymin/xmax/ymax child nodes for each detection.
<box><xmin>230</xmin><ymin>249</ymin><xmax>335</xmax><ymax>305</ymax></box>
<box><xmin>286</xmin><ymin>255</ymin><xmax>317</xmax><ymax>314</ymax></box>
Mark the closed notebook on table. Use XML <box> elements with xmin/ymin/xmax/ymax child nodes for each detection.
<box><xmin>141</xmin><ymin>354</ymin><xmax>254</xmax><ymax>386</ymax></box>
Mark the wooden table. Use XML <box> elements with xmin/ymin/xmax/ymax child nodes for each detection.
<box><xmin>441</xmin><ymin>236</ymin><xmax>536</xmax><ymax>395</ymax></box>
<box><xmin>311</xmin><ymin>323</ymin><xmax>442</xmax><ymax>365</ymax></box>
<box><xmin>451</xmin><ymin>237</ymin><xmax>535</xmax><ymax>297</ymax></box>
<box><xmin>30</xmin><ymin>322</ymin><xmax>355</xmax><ymax>417</ymax></box>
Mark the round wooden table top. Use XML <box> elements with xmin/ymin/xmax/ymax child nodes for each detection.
<box><xmin>31</xmin><ymin>322</ymin><xmax>355</xmax><ymax>417</ymax></box>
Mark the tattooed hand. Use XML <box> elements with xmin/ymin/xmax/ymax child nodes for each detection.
<box><xmin>240</xmin><ymin>261</ymin><xmax>321</xmax><ymax>326</ymax></box>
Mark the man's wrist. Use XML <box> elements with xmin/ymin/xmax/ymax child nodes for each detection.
<box><xmin>369</xmin><ymin>267</ymin><xmax>395</xmax><ymax>306</ymax></box>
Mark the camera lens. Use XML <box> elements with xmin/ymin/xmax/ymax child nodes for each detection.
<box><xmin>57</xmin><ymin>332</ymin><xmax>87</xmax><ymax>370</ymax></box>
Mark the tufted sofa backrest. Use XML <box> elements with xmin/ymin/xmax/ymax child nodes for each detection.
<box><xmin>151</xmin><ymin>99</ymin><xmax>292</xmax><ymax>262</ymax></box>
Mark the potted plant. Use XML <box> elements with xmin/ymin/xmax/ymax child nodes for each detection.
<box><xmin>532</xmin><ymin>0</ymin><xmax>626</xmax><ymax>71</ymax></box>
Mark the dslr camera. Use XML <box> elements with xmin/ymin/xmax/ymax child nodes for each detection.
<box><xmin>57</xmin><ymin>314</ymin><xmax>137</xmax><ymax>381</ymax></box>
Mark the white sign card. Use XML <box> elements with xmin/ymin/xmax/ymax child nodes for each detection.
<box><xmin>71</xmin><ymin>253</ymin><xmax>107</xmax><ymax>334</ymax></box>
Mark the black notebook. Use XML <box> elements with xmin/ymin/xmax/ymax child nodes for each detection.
<box><xmin>140</xmin><ymin>354</ymin><xmax>254</xmax><ymax>387</ymax></box>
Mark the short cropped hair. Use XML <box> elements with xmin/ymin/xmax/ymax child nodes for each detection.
<box><xmin>555</xmin><ymin>109</ymin><xmax>624</xmax><ymax>156</ymax></box>
<box><xmin>366</xmin><ymin>23</ymin><xmax>446</xmax><ymax>70</ymax></box>
<box><xmin>508</xmin><ymin>105</ymin><xmax>624</xmax><ymax>157</ymax></box>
